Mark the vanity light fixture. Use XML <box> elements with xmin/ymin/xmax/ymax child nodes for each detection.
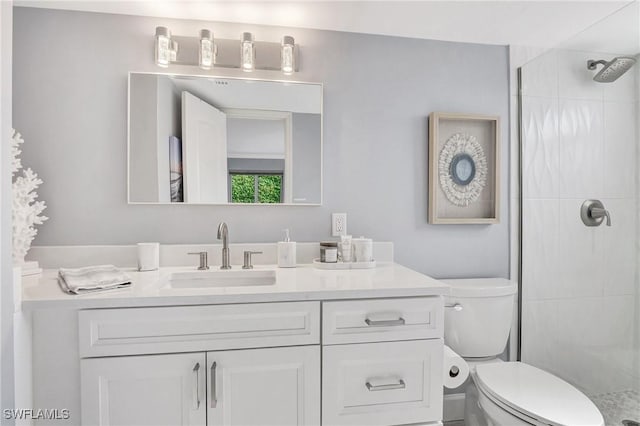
<box><xmin>281</xmin><ymin>36</ymin><xmax>295</xmax><ymax>75</ymax></box>
<box><xmin>152</xmin><ymin>27</ymin><xmax>297</xmax><ymax>73</ymax></box>
<box><xmin>241</xmin><ymin>32</ymin><xmax>255</xmax><ymax>72</ymax></box>
<box><xmin>199</xmin><ymin>29</ymin><xmax>215</xmax><ymax>70</ymax></box>
<box><xmin>155</xmin><ymin>26</ymin><xmax>172</xmax><ymax>68</ymax></box>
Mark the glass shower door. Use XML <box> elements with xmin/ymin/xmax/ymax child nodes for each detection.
<box><xmin>519</xmin><ymin>3</ymin><xmax>640</xmax><ymax>425</ymax></box>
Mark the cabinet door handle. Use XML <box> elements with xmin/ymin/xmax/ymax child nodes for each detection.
<box><xmin>192</xmin><ymin>362</ymin><xmax>200</xmax><ymax>410</ymax></box>
<box><xmin>364</xmin><ymin>317</ymin><xmax>405</xmax><ymax>327</ymax></box>
<box><xmin>210</xmin><ymin>361</ymin><xmax>217</xmax><ymax>408</ymax></box>
<box><xmin>366</xmin><ymin>379</ymin><xmax>406</xmax><ymax>391</ymax></box>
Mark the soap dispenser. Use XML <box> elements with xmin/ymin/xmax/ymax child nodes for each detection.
<box><xmin>277</xmin><ymin>229</ymin><xmax>297</xmax><ymax>268</ymax></box>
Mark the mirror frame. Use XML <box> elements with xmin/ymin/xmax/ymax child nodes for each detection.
<box><xmin>127</xmin><ymin>71</ymin><xmax>324</xmax><ymax>206</ymax></box>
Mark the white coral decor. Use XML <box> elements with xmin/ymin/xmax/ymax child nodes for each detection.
<box><xmin>11</xmin><ymin>129</ymin><xmax>47</xmax><ymax>264</ymax></box>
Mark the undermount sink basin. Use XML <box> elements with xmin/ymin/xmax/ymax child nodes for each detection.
<box><xmin>169</xmin><ymin>269</ymin><xmax>276</xmax><ymax>288</ymax></box>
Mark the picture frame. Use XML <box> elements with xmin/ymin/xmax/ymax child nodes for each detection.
<box><xmin>428</xmin><ymin>112</ymin><xmax>500</xmax><ymax>224</ymax></box>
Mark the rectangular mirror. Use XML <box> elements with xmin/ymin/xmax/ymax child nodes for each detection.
<box><xmin>128</xmin><ymin>72</ymin><xmax>323</xmax><ymax>205</ymax></box>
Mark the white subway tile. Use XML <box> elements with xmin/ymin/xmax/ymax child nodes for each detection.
<box><xmin>558</xmin><ymin>99</ymin><xmax>604</xmax><ymax>199</ymax></box>
<box><xmin>603</xmin><ymin>101</ymin><xmax>637</xmax><ymax>198</ymax></box>
<box><xmin>522</xmin><ymin>97</ymin><xmax>560</xmax><ymax>199</ymax></box>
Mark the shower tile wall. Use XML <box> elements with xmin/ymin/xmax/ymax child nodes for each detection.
<box><xmin>521</xmin><ymin>48</ymin><xmax>639</xmax><ymax>396</ymax></box>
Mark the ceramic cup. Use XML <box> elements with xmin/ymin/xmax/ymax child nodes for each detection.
<box><xmin>137</xmin><ymin>242</ymin><xmax>160</xmax><ymax>271</ymax></box>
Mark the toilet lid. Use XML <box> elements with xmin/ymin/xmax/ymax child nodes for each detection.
<box><xmin>475</xmin><ymin>362</ymin><xmax>604</xmax><ymax>426</ymax></box>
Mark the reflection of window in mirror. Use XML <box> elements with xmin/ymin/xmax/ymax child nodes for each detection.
<box><xmin>226</xmin><ymin>109</ymin><xmax>292</xmax><ymax>203</ymax></box>
<box><xmin>230</xmin><ymin>174</ymin><xmax>283</xmax><ymax>203</ymax></box>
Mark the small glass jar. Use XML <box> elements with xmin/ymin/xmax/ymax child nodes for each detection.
<box><xmin>320</xmin><ymin>241</ymin><xmax>338</xmax><ymax>263</ymax></box>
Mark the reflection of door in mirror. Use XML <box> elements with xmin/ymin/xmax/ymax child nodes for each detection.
<box><xmin>181</xmin><ymin>91</ymin><xmax>228</xmax><ymax>203</ymax></box>
<box><xmin>225</xmin><ymin>110</ymin><xmax>292</xmax><ymax>204</ymax></box>
<box><xmin>128</xmin><ymin>73</ymin><xmax>323</xmax><ymax>205</ymax></box>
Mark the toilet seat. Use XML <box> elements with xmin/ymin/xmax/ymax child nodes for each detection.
<box><xmin>474</xmin><ymin>362</ymin><xmax>604</xmax><ymax>426</ymax></box>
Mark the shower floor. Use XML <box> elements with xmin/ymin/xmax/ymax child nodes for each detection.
<box><xmin>591</xmin><ymin>390</ymin><xmax>640</xmax><ymax>426</ymax></box>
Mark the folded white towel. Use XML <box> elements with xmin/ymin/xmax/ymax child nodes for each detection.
<box><xmin>58</xmin><ymin>265</ymin><xmax>131</xmax><ymax>295</ymax></box>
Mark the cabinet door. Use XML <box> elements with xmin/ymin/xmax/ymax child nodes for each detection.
<box><xmin>81</xmin><ymin>353</ymin><xmax>206</xmax><ymax>426</ymax></box>
<box><xmin>207</xmin><ymin>346</ymin><xmax>320</xmax><ymax>426</ymax></box>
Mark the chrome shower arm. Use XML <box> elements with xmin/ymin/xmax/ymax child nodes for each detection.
<box><xmin>587</xmin><ymin>59</ymin><xmax>607</xmax><ymax>70</ymax></box>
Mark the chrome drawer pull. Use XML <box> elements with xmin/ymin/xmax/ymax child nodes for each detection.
<box><xmin>366</xmin><ymin>379</ymin><xmax>406</xmax><ymax>391</ymax></box>
<box><xmin>364</xmin><ymin>317</ymin><xmax>405</xmax><ymax>327</ymax></box>
<box><xmin>445</xmin><ymin>303</ymin><xmax>463</xmax><ymax>312</ymax></box>
<box><xmin>192</xmin><ymin>362</ymin><xmax>200</xmax><ymax>409</ymax></box>
<box><xmin>210</xmin><ymin>361</ymin><xmax>217</xmax><ymax>408</ymax></box>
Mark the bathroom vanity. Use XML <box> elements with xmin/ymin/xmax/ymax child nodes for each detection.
<box><xmin>22</xmin><ymin>262</ymin><xmax>448</xmax><ymax>426</ymax></box>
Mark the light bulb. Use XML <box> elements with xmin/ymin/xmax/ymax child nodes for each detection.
<box><xmin>155</xmin><ymin>26</ymin><xmax>171</xmax><ymax>68</ymax></box>
<box><xmin>241</xmin><ymin>32</ymin><xmax>254</xmax><ymax>72</ymax></box>
<box><xmin>199</xmin><ymin>29</ymin><xmax>214</xmax><ymax>70</ymax></box>
<box><xmin>281</xmin><ymin>36</ymin><xmax>295</xmax><ymax>75</ymax></box>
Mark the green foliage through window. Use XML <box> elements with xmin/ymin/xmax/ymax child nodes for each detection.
<box><xmin>258</xmin><ymin>175</ymin><xmax>282</xmax><ymax>203</ymax></box>
<box><xmin>231</xmin><ymin>174</ymin><xmax>282</xmax><ymax>203</ymax></box>
<box><xmin>231</xmin><ymin>175</ymin><xmax>255</xmax><ymax>203</ymax></box>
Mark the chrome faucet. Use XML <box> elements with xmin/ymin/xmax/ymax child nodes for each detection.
<box><xmin>217</xmin><ymin>222</ymin><xmax>231</xmax><ymax>269</ymax></box>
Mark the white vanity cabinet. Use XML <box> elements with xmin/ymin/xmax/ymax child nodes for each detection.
<box><xmin>77</xmin><ymin>302</ymin><xmax>321</xmax><ymax>426</ymax></box>
<box><xmin>80</xmin><ymin>346</ymin><xmax>320</xmax><ymax>426</ymax></box>
<box><xmin>30</xmin><ymin>290</ymin><xmax>445</xmax><ymax>426</ymax></box>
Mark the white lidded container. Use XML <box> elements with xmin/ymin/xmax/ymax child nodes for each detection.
<box><xmin>442</xmin><ymin>278</ymin><xmax>517</xmax><ymax>358</ymax></box>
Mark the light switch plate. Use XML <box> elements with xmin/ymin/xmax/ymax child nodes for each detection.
<box><xmin>332</xmin><ymin>213</ymin><xmax>347</xmax><ymax>237</ymax></box>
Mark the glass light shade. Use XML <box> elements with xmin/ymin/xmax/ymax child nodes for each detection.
<box><xmin>199</xmin><ymin>29</ymin><xmax>214</xmax><ymax>70</ymax></box>
<box><xmin>170</xmin><ymin>40</ymin><xmax>178</xmax><ymax>62</ymax></box>
<box><xmin>241</xmin><ymin>32</ymin><xmax>255</xmax><ymax>72</ymax></box>
<box><xmin>281</xmin><ymin>36</ymin><xmax>295</xmax><ymax>75</ymax></box>
<box><xmin>155</xmin><ymin>26</ymin><xmax>171</xmax><ymax>68</ymax></box>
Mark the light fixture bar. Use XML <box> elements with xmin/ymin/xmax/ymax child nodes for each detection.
<box><xmin>153</xmin><ymin>30</ymin><xmax>299</xmax><ymax>73</ymax></box>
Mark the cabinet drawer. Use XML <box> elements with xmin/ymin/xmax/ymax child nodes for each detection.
<box><xmin>322</xmin><ymin>340</ymin><xmax>443</xmax><ymax>426</ymax></box>
<box><xmin>322</xmin><ymin>297</ymin><xmax>443</xmax><ymax>344</ymax></box>
<box><xmin>78</xmin><ymin>301</ymin><xmax>320</xmax><ymax>357</ymax></box>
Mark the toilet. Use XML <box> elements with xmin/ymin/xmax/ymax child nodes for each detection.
<box><xmin>443</xmin><ymin>278</ymin><xmax>604</xmax><ymax>426</ymax></box>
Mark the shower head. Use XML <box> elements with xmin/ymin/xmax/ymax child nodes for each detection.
<box><xmin>587</xmin><ymin>57</ymin><xmax>636</xmax><ymax>83</ymax></box>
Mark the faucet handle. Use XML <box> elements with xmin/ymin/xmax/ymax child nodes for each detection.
<box><xmin>581</xmin><ymin>200</ymin><xmax>612</xmax><ymax>227</ymax></box>
<box><xmin>242</xmin><ymin>251</ymin><xmax>262</xmax><ymax>270</ymax></box>
<box><xmin>188</xmin><ymin>252</ymin><xmax>209</xmax><ymax>270</ymax></box>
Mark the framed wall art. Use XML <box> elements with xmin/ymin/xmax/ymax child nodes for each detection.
<box><xmin>428</xmin><ymin>112</ymin><xmax>500</xmax><ymax>224</ymax></box>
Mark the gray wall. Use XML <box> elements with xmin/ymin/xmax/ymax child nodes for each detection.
<box><xmin>1</xmin><ymin>0</ymin><xmax>14</xmax><ymax>416</ymax></box>
<box><xmin>13</xmin><ymin>7</ymin><xmax>510</xmax><ymax>279</ymax></box>
<box><xmin>129</xmin><ymin>73</ymin><xmax>159</xmax><ymax>202</ymax></box>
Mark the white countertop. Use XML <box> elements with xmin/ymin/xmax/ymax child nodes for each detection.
<box><xmin>21</xmin><ymin>262</ymin><xmax>449</xmax><ymax>310</ymax></box>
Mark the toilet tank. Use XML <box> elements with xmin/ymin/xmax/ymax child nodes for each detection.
<box><xmin>442</xmin><ymin>278</ymin><xmax>517</xmax><ymax>358</ymax></box>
